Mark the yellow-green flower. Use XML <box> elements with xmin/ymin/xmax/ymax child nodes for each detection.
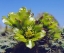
<box><xmin>2</xmin><ymin>7</ymin><xmax>61</xmax><ymax>49</ymax></box>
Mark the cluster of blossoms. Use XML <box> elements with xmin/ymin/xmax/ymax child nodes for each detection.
<box><xmin>2</xmin><ymin>7</ymin><xmax>61</xmax><ymax>49</ymax></box>
<box><xmin>2</xmin><ymin>7</ymin><xmax>46</xmax><ymax>49</ymax></box>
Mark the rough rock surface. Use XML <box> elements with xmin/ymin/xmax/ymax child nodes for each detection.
<box><xmin>0</xmin><ymin>30</ymin><xmax>17</xmax><ymax>53</ymax></box>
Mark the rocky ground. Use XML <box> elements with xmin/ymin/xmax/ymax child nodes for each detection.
<box><xmin>0</xmin><ymin>28</ymin><xmax>17</xmax><ymax>53</ymax></box>
<box><xmin>0</xmin><ymin>27</ymin><xmax>64</xmax><ymax>53</ymax></box>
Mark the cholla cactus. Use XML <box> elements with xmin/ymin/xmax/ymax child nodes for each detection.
<box><xmin>2</xmin><ymin>7</ymin><xmax>61</xmax><ymax>49</ymax></box>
